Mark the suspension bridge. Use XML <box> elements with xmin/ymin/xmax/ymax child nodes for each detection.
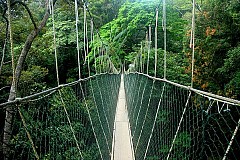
<box><xmin>1</xmin><ymin>0</ymin><xmax>240</xmax><ymax>160</ymax></box>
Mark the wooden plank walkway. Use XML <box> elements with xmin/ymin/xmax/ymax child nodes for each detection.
<box><xmin>111</xmin><ymin>74</ymin><xmax>134</xmax><ymax>160</ymax></box>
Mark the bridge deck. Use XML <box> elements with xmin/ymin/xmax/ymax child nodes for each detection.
<box><xmin>112</xmin><ymin>74</ymin><xmax>134</xmax><ymax>160</ymax></box>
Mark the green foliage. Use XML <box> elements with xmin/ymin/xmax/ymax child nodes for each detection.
<box><xmin>88</xmin><ymin>0</ymin><xmax>125</xmax><ymax>26</ymax></box>
<box><xmin>97</xmin><ymin>1</ymin><xmax>157</xmax><ymax>64</ymax></box>
<box><xmin>93</xmin><ymin>0</ymin><xmax>189</xmax><ymax>72</ymax></box>
<box><xmin>187</xmin><ymin>0</ymin><xmax>240</xmax><ymax>96</ymax></box>
<box><xmin>18</xmin><ymin>65</ymin><xmax>48</xmax><ymax>96</ymax></box>
<box><xmin>10</xmin><ymin>86</ymin><xmax>100</xmax><ymax>159</ymax></box>
<box><xmin>131</xmin><ymin>48</ymin><xmax>191</xmax><ymax>85</ymax></box>
<box><xmin>216</xmin><ymin>46</ymin><xmax>240</xmax><ymax>98</ymax></box>
<box><xmin>159</xmin><ymin>132</ymin><xmax>191</xmax><ymax>159</ymax></box>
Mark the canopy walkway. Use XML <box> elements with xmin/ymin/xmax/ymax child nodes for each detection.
<box><xmin>1</xmin><ymin>72</ymin><xmax>240</xmax><ymax>160</ymax></box>
<box><xmin>1</xmin><ymin>0</ymin><xmax>240</xmax><ymax>159</ymax></box>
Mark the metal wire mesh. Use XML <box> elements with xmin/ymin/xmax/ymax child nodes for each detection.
<box><xmin>124</xmin><ymin>73</ymin><xmax>240</xmax><ymax>160</ymax></box>
<box><xmin>0</xmin><ymin>73</ymin><xmax>120</xmax><ymax>160</ymax></box>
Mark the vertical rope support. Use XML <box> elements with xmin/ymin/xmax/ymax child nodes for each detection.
<box><xmin>154</xmin><ymin>8</ymin><xmax>159</xmax><ymax>77</ymax></box>
<box><xmin>75</xmin><ymin>0</ymin><xmax>81</xmax><ymax>79</ymax></box>
<box><xmin>94</xmin><ymin>44</ymin><xmax>97</xmax><ymax>74</ymax></box>
<box><xmin>79</xmin><ymin>83</ymin><xmax>104</xmax><ymax>160</ymax></box>
<box><xmin>18</xmin><ymin>107</ymin><xmax>40</xmax><ymax>160</ymax></box>
<box><xmin>190</xmin><ymin>0</ymin><xmax>196</xmax><ymax>88</ymax></box>
<box><xmin>144</xmin><ymin>31</ymin><xmax>148</xmax><ymax>73</ymax></box>
<box><xmin>147</xmin><ymin>25</ymin><xmax>151</xmax><ymax>75</ymax></box>
<box><xmin>86</xmin><ymin>14</ymin><xmax>89</xmax><ymax>63</ymax></box>
<box><xmin>100</xmin><ymin>43</ymin><xmax>103</xmax><ymax>73</ymax></box>
<box><xmin>222</xmin><ymin>118</ymin><xmax>240</xmax><ymax>160</ymax></box>
<box><xmin>7</xmin><ymin>0</ymin><xmax>15</xmax><ymax>88</ymax></box>
<box><xmin>135</xmin><ymin>81</ymin><xmax>155</xmax><ymax>153</ymax></box>
<box><xmin>93</xmin><ymin>29</ymin><xmax>97</xmax><ymax>74</ymax></box>
<box><xmin>166</xmin><ymin>91</ymin><xmax>191</xmax><ymax>160</ymax></box>
<box><xmin>58</xmin><ymin>90</ymin><xmax>83</xmax><ymax>159</ymax></box>
<box><xmin>51</xmin><ymin>0</ymin><xmax>60</xmax><ymax>85</ymax></box>
<box><xmin>144</xmin><ymin>83</ymin><xmax>166</xmax><ymax>159</ymax></box>
<box><xmin>88</xmin><ymin>19</ymin><xmax>94</xmax><ymax>77</ymax></box>
<box><xmin>90</xmin><ymin>80</ymin><xmax>111</xmax><ymax>155</ymax></box>
<box><xmin>140</xmin><ymin>42</ymin><xmax>143</xmax><ymax>73</ymax></box>
<box><xmin>163</xmin><ymin>0</ymin><xmax>167</xmax><ymax>80</ymax></box>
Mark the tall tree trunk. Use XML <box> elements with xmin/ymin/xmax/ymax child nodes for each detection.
<box><xmin>3</xmin><ymin>1</ymin><xmax>57</xmax><ymax>159</ymax></box>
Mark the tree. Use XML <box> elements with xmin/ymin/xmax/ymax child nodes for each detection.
<box><xmin>189</xmin><ymin>0</ymin><xmax>240</xmax><ymax>96</ymax></box>
<box><xmin>94</xmin><ymin>0</ymin><xmax>189</xmax><ymax>69</ymax></box>
<box><xmin>2</xmin><ymin>0</ymin><xmax>57</xmax><ymax>158</ymax></box>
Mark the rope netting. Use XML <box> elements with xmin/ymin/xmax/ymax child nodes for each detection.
<box><xmin>0</xmin><ymin>73</ymin><xmax>120</xmax><ymax>160</ymax></box>
<box><xmin>1</xmin><ymin>0</ymin><xmax>122</xmax><ymax>159</ymax></box>
<box><xmin>124</xmin><ymin>73</ymin><xmax>240</xmax><ymax>160</ymax></box>
<box><xmin>1</xmin><ymin>0</ymin><xmax>240</xmax><ymax>159</ymax></box>
<box><xmin>124</xmin><ymin>0</ymin><xmax>240</xmax><ymax>159</ymax></box>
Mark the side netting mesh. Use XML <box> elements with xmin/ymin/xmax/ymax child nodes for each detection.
<box><xmin>0</xmin><ymin>73</ymin><xmax>121</xmax><ymax>160</ymax></box>
<box><xmin>124</xmin><ymin>73</ymin><xmax>240</xmax><ymax>160</ymax></box>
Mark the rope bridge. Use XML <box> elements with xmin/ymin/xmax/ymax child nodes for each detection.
<box><xmin>124</xmin><ymin>72</ymin><xmax>240</xmax><ymax>160</ymax></box>
<box><xmin>1</xmin><ymin>72</ymin><xmax>240</xmax><ymax>160</ymax></box>
<box><xmin>1</xmin><ymin>0</ymin><xmax>240</xmax><ymax>159</ymax></box>
<box><xmin>0</xmin><ymin>73</ymin><xmax>121</xmax><ymax>159</ymax></box>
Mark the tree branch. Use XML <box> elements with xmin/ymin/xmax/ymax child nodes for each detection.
<box><xmin>3</xmin><ymin>0</ymin><xmax>37</xmax><ymax>29</ymax></box>
<box><xmin>3</xmin><ymin>0</ymin><xmax>58</xmax><ymax>158</ymax></box>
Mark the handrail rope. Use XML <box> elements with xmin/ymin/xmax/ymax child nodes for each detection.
<box><xmin>58</xmin><ymin>90</ymin><xmax>83</xmax><ymax>159</ymax></box>
<box><xmin>50</xmin><ymin>0</ymin><xmax>60</xmax><ymax>86</ymax></box>
<box><xmin>18</xmin><ymin>106</ymin><xmax>40</xmax><ymax>160</ymax></box>
<box><xmin>28</xmin><ymin>90</ymin><xmax>57</xmax><ymax>102</ymax></box>
<box><xmin>135</xmin><ymin>81</ymin><xmax>155</xmax><ymax>153</ymax></box>
<box><xmin>154</xmin><ymin>8</ymin><xmax>158</xmax><ymax>77</ymax></box>
<box><xmin>190</xmin><ymin>0</ymin><xmax>196</xmax><ymax>87</ymax></box>
<box><xmin>197</xmin><ymin>92</ymin><xmax>236</xmax><ymax>106</ymax></box>
<box><xmin>0</xmin><ymin>73</ymin><xmax>117</xmax><ymax>108</ymax></box>
<box><xmin>143</xmin><ymin>83</ymin><xmax>166</xmax><ymax>159</ymax></box>
<box><xmin>166</xmin><ymin>91</ymin><xmax>192</xmax><ymax>159</ymax></box>
<box><xmin>127</xmin><ymin>72</ymin><xmax>240</xmax><ymax>106</ymax></box>
<box><xmin>79</xmin><ymin>82</ymin><xmax>104</xmax><ymax>160</ymax></box>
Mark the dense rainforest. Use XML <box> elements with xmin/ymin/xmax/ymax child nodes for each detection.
<box><xmin>0</xmin><ymin>0</ymin><xmax>240</xmax><ymax>159</ymax></box>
